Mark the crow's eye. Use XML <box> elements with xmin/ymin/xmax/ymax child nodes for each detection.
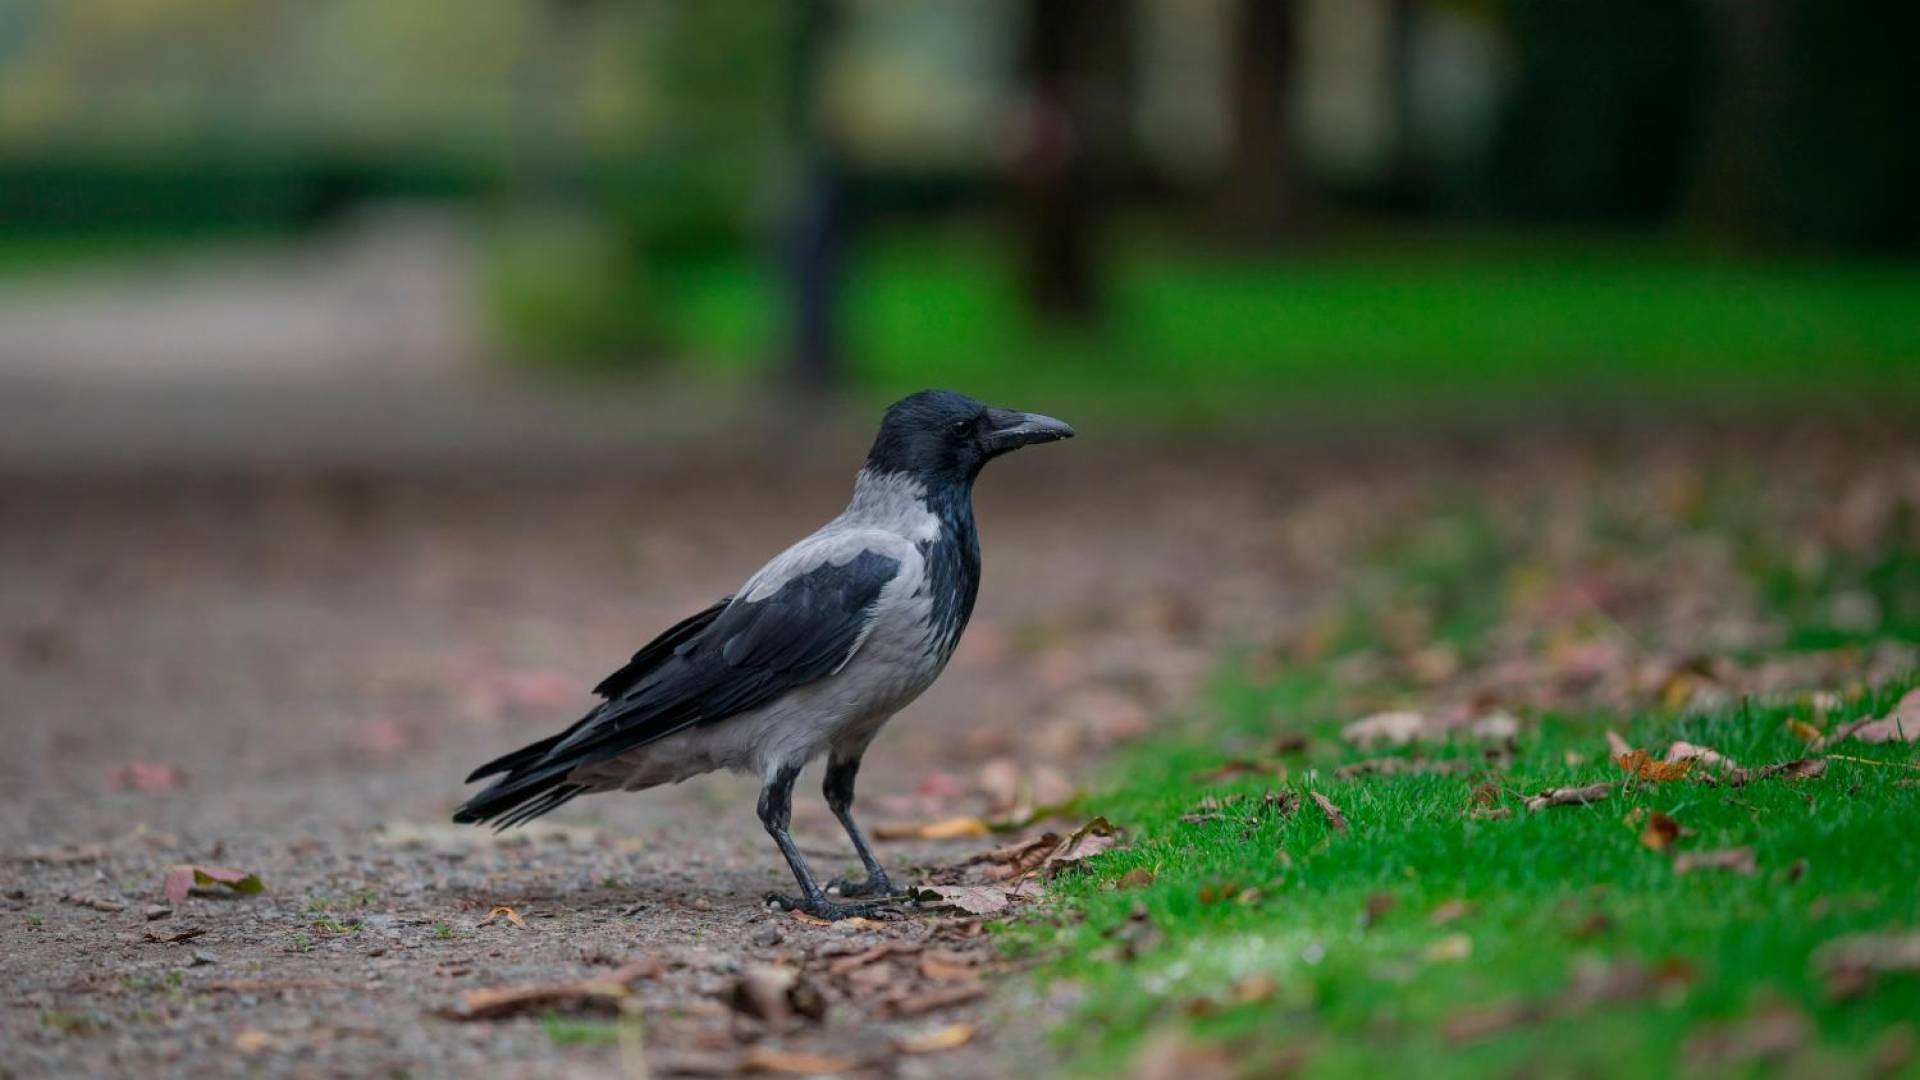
<box><xmin>950</xmin><ymin>418</ymin><xmax>973</xmax><ymax>436</ymax></box>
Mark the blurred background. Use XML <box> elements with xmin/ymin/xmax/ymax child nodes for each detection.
<box><xmin>0</xmin><ymin>0</ymin><xmax>1913</xmax><ymax>457</ymax></box>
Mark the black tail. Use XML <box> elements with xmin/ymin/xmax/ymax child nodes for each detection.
<box><xmin>453</xmin><ymin>597</ymin><xmax>730</xmax><ymax>830</ymax></box>
<box><xmin>451</xmin><ymin>758</ymin><xmax>586</xmax><ymax>829</ymax></box>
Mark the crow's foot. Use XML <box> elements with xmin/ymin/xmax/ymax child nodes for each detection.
<box><xmin>763</xmin><ymin>892</ymin><xmax>902</xmax><ymax>921</ymax></box>
<box><xmin>826</xmin><ymin>872</ymin><xmax>898</xmax><ymax>900</ymax></box>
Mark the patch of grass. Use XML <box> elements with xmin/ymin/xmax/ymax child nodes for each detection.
<box><xmin>432</xmin><ymin>921</ymin><xmax>455</xmax><ymax>940</ymax></box>
<box><xmin>540</xmin><ymin>1015</ymin><xmax>623</xmax><ymax>1046</ymax></box>
<box><xmin>285</xmin><ymin>932</ymin><xmax>315</xmax><ymax>954</ymax></box>
<box><xmin>652</xmin><ymin>224</ymin><xmax>1920</xmax><ymax>422</ymax></box>
<box><xmin>309</xmin><ymin>916</ymin><xmax>361</xmax><ymax>936</ymax></box>
<box><xmin>40</xmin><ymin>1010</ymin><xmax>111</xmax><ymax>1036</ymax></box>
<box><xmin>1010</xmin><ymin>675</ymin><xmax>1920</xmax><ymax>1077</ymax></box>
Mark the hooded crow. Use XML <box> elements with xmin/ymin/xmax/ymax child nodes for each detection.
<box><xmin>453</xmin><ymin>389</ymin><xmax>1073</xmax><ymax>919</ymax></box>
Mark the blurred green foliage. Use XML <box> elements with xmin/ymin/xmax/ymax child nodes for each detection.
<box><xmin>636</xmin><ymin>225</ymin><xmax>1920</xmax><ymax>416</ymax></box>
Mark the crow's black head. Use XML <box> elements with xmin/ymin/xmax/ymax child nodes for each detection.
<box><xmin>864</xmin><ymin>389</ymin><xmax>1073</xmax><ymax>482</ymax></box>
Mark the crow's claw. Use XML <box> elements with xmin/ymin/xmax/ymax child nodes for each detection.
<box><xmin>826</xmin><ymin>873</ymin><xmax>897</xmax><ymax>899</ymax></box>
<box><xmin>763</xmin><ymin>892</ymin><xmax>903</xmax><ymax>921</ymax></box>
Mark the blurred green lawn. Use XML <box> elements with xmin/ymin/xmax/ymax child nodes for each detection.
<box><xmin>651</xmin><ymin>226</ymin><xmax>1920</xmax><ymax>422</ymax></box>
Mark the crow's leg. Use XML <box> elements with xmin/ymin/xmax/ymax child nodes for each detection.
<box><xmin>758</xmin><ymin>762</ymin><xmax>894</xmax><ymax>920</ymax></box>
<box><xmin>822</xmin><ymin>752</ymin><xmax>898</xmax><ymax>898</ymax></box>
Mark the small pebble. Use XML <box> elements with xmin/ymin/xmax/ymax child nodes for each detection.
<box><xmin>189</xmin><ymin>950</ymin><xmax>218</xmax><ymax>967</ymax></box>
<box><xmin>145</xmin><ymin>904</ymin><xmax>172</xmax><ymax>921</ymax></box>
<box><xmin>752</xmin><ymin>924</ymin><xmax>784</xmax><ymax>948</ymax></box>
<box><xmin>690</xmin><ymin>898</ymin><xmax>712</xmax><ymax>912</ymax></box>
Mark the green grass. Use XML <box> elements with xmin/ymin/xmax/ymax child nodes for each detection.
<box><xmin>1007</xmin><ymin>672</ymin><xmax>1920</xmax><ymax>1078</ymax></box>
<box><xmin>654</xmin><ymin>225</ymin><xmax>1920</xmax><ymax>421</ymax></box>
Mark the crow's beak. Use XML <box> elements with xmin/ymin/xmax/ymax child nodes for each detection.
<box><xmin>983</xmin><ymin>408</ymin><xmax>1075</xmax><ymax>455</ymax></box>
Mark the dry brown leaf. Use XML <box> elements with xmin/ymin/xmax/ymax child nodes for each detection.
<box><xmin>739</xmin><ymin>1046</ymin><xmax>858</xmax><ymax>1076</ymax></box>
<box><xmin>1429</xmin><ymin>899</ymin><xmax>1475</xmax><ymax>925</ymax></box>
<box><xmin>232</xmin><ymin>1029</ymin><xmax>278</xmax><ymax>1054</ymax></box>
<box><xmin>1342</xmin><ymin>710</ymin><xmax>1427</xmax><ymax>748</ymax></box>
<box><xmin>1831</xmin><ymin>689</ymin><xmax>1920</xmax><ymax>744</ymax></box>
<box><xmin>441</xmin><ymin>959</ymin><xmax>658</xmax><ymax>1020</ymax></box>
<box><xmin>917</xmin><ymin>952</ymin><xmax>982</xmax><ymax>985</ymax></box>
<box><xmin>1731</xmin><ymin>758</ymin><xmax>1829</xmax><ymax>786</ymax></box>
<box><xmin>888</xmin><ymin>984</ymin><xmax>987</xmax><ymax>1017</ymax></box>
<box><xmin>480</xmin><ymin>905</ymin><xmax>528</xmax><ymax>930</ymax></box>
<box><xmin>1604</xmin><ymin>730</ymin><xmax>1633</xmax><ymax>758</ymax></box>
<box><xmin>111</xmin><ymin>761</ymin><xmax>189</xmax><ymax>794</ymax></box>
<box><xmin>1309</xmin><ymin>791</ymin><xmax>1348</xmax><ymax>832</ymax></box>
<box><xmin>1817</xmin><ymin>931</ymin><xmax>1920</xmax><ymax>999</ymax></box>
<box><xmin>1425</xmin><ymin>933</ymin><xmax>1473</xmax><ymax>962</ymax></box>
<box><xmin>732</xmin><ymin>966</ymin><xmax>798</xmax><ymax>1025</ymax></box>
<box><xmin>1614</xmin><ymin>750</ymin><xmax>1695</xmax><ymax>783</ymax></box>
<box><xmin>1194</xmin><ymin>758</ymin><xmax>1285</xmax><ymax>784</ymax></box>
<box><xmin>874</xmin><ymin>816</ymin><xmax>991</xmax><ymax>841</ymax></box>
<box><xmin>1232</xmin><ymin>972</ymin><xmax>1278</xmax><ymax>1004</ymax></box>
<box><xmin>1785</xmin><ymin>719</ymin><xmax>1825</xmax><ymax>746</ymax></box>
<box><xmin>910</xmin><ymin>885</ymin><xmax>1010</xmax><ymax>916</ymax></box>
<box><xmin>895</xmin><ymin>1022</ymin><xmax>976</xmax><ymax>1054</ymax></box>
<box><xmin>1674</xmin><ymin>847</ymin><xmax>1756</xmax><ymax>875</ymax></box>
<box><xmin>1666</xmin><ymin>740</ymin><xmax>1739</xmax><ymax>772</ymax></box>
<box><xmin>1524</xmin><ymin>783</ymin><xmax>1613</xmax><ymax>811</ymax></box>
<box><xmin>788</xmin><ymin>910</ymin><xmax>831</xmax><ymax>927</ymax></box>
<box><xmin>825</xmin><ymin>942</ymin><xmax>920</xmax><ymax>977</ymax></box>
<box><xmin>1639</xmin><ymin>811</ymin><xmax>1681</xmax><ymax>852</ymax></box>
<box><xmin>1119</xmin><ymin>867</ymin><xmax>1156</xmax><ymax>890</ymax></box>
<box><xmin>161</xmin><ymin>865</ymin><xmax>264</xmax><ymax>905</ymax></box>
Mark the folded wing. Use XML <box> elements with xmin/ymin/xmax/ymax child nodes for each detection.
<box><xmin>452</xmin><ymin>543</ymin><xmax>903</xmax><ymax>828</ymax></box>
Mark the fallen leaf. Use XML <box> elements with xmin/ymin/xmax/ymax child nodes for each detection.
<box><xmin>161</xmin><ymin>865</ymin><xmax>265</xmax><ymax>905</ymax></box>
<box><xmin>1640</xmin><ymin>811</ymin><xmax>1681</xmax><ymax>852</ymax></box>
<box><xmin>975</xmin><ymin>759</ymin><xmax>1022</xmax><ymax>814</ymax></box>
<box><xmin>1525</xmin><ymin>783</ymin><xmax>1613</xmax><ymax>811</ymax></box>
<box><xmin>1614</xmin><ymin>750</ymin><xmax>1695</xmax><ymax>782</ymax></box>
<box><xmin>1604</xmin><ymin>730</ymin><xmax>1633</xmax><ymax>758</ymax></box>
<box><xmin>1194</xmin><ymin>758</ymin><xmax>1285</xmax><ymax>784</ymax></box>
<box><xmin>896</xmin><ymin>1022</ymin><xmax>976</xmax><ymax>1054</ymax></box>
<box><xmin>917</xmin><ymin>951</ymin><xmax>982</xmax><ymax>985</ymax></box>
<box><xmin>1731</xmin><ymin>758</ymin><xmax>1828</xmax><ymax>786</ymax></box>
<box><xmin>1361</xmin><ymin>892</ymin><xmax>1396</xmax><ymax>928</ymax></box>
<box><xmin>1429</xmin><ymin>899</ymin><xmax>1475</xmax><ymax>925</ymax></box>
<box><xmin>732</xmin><ymin>965</ymin><xmax>799</xmax><ymax>1025</ymax></box>
<box><xmin>1674</xmin><ymin>847</ymin><xmax>1756</xmax><ymax>875</ymax></box>
<box><xmin>1342</xmin><ymin>710</ymin><xmax>1427</xmax><ymax>748</ymax></box>
<box><xmin>910</xmin><ymin>885</ymin><xmax>1010</xmax><ymax>916</ymax></box>
<box><xmin>1831</xmin><ymin>690</ymin><xmax>1920</xmax><ymax>744</ymax></box>
<box><xmin>1425</xmin><ymin>933</ymin><xmax>1473</xmax><ymax>962</ymax></box>
<box><xmin>1469</xmin><ymin>710</ymin><xmax>1522</xmax><ymax>741</ymax></box>
<box><xmin>232</xmin><ymin>1029</ymin><xmax>278</xmax><ymax>1054</ymax></box>
<box><xmin>1666</xmin><ymin>740</ymin><xmax>1739</xmax><ymax>772</ymax></box>
<box><xmin>739</xmin><ymin>1046</ymin><xmax>858</xmax><ymax>1075</ymax></box>
<box><xmin>1813</xmin><ymin>931</ymin><xmax>1920</xmax><ymax>998</ymax></box>
<box><xmin>1684</xmin><ymin>1002</ymin><xmax>1810</xmax><ymax>1066</ymax></box>
<box><xmin>1232</xmin><ymin>972</ymin><xmax>1278</xmax><ymax>1003</ymax></box>
<box><xmin>874</xmin><ymin>816</ymin><xmax>991</xmax><ymax>841</ymax></box>
<box><xmin>1118</xmin><ymin>867</ymin><xmax>1156</xmax><ymax>890</ymax></box>
<box><xmin>110</xmin><ymin>761</ymin><xmax>188</xmax><ymax>794</ymax></box>
<box><xmin>788</xmin><ymin>910</ymin><xmax>831</xmax><ymax>927</ymax></box>
<box><xmin>143</xmin><ymin>926</ymin><xmax>207</xmax><ymax>944</ymax></box>
<box><xmin>440</xmin><ymin>959</ymin><xmax>659</xmax><ymax>1020</ymax></box>
<box><xmin>1785</xmin><ymin>719</ymin><xmax>1825</xmax><ymax>747</ymax></box>
<box><xmin>1309</xmin><ymin>791</ymin><xmax>1348</xmax><ymax>832</ymax></box>
<box><xmin>480</xmin><ymin>905</ymin><xmax>529</xmax><ymax>930</ymax></box>
<box><xmin>888</xmin><ymin>984</ymin><xmax>987</xmax><ymax>1017</ymax></box>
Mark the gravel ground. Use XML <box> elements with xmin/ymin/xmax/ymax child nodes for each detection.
<box><xmin>0</xmin><ymin>440</ymin><xmax>1310</xmax><ymax>1079</ymax></box>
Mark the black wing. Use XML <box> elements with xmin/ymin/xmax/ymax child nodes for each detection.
<box><xmin>453</xmin><ymin>548</ymin><xmax>900</xmax><ymax>827</ymax></box>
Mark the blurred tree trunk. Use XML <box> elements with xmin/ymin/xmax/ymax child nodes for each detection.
<box><xmin>785</xmin><ymin>0</ymin><xmax>845</xmax><ymax>392</ymax></box>
<box><xmin>1687</xmin><ymin>0</ymin><xmax>1785</xmax><ymax>238</ymax></box>
<box><xmin>1225</xmin><ymin>0</ymin><xmax>1306</xmax><ymax>241</ymax></box>
<box><xmin>1014</xmin><ymin>0</ymin><xmax>1108</xmax><ymax>326</ymax></box>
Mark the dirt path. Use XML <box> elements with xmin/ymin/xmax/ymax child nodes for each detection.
<box><xmin>0</xmin><ymin>442</ymin><xmax>1313</xmax><ymax>1078</ymax></box>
